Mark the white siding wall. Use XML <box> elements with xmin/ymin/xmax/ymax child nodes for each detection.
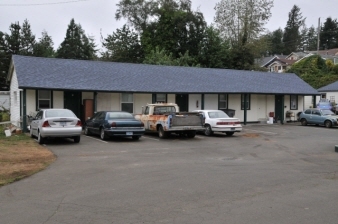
<box><xmin>22</xmin><ymin>90</ymin><xmax>308</xmax><ymax>123</ymax></box>
<box><xmin>9</xmin><ymin>70</ymin><xmax>20</xmax><ymax>125</ymax></box>
<box><xmin>53</xmin><ymin>91</ymin><xmax>63</xmax><ymax>108</ymax></box>
<box><xmin>134</xmin><ymin>94</ymin><xmax>152</xmax><ymax>114</ymax></box>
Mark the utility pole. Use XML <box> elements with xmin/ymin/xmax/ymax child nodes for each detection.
<box><xmin>317</xmin><ymin>17</ymin><xmax>320</xmax><ymax>54</ymax></box>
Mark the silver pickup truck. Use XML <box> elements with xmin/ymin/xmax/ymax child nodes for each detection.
<box><xmin>134</xmin><ymin>103</ymin><xmax>205</xmax><ymax>138</ymax></box>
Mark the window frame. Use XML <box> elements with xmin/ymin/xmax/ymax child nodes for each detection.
<box><xmin>241</xmin><ymin>94</ymin><xmax>250</xmax><ymax>110</ymax></box>
<box><xmin>36</xmin><ymin>90</ymin><xmax>52</xmax><ymax>110</ymax></box>
<box><xmin>121</xmin><ymin>93</ymin><xmax>133</xmax><ymax>113</ymax></box>
<box><xmin>218</xmin><ymin>94</ymin><xmax>228</xmax><ymax>110</ymax></box>
<box><xmin>290</xmin><ymin>95</ymin><xmax>298</xmax><ymax>110</ymax></box>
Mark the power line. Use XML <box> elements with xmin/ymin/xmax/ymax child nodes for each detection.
<box><xmin>0</xmin><ymin>0</ymin><xmax>89</xmax><ymax>6</ymax></box>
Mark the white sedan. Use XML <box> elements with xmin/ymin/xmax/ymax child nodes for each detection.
<box><xmin>194</xmin><ymin>110</ymin><xmax>242</xmax><ymax>136</ymax></box>
<box><xmin>30</xmin><ymin>108</ymin><xmax>82</xmax><ymax>144</ymax></box>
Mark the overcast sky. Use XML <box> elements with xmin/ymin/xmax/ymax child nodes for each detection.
<box><xmin>0</xmin><ymin>0</ymin><xmax>337</xmax><ymax>51</ymax></box>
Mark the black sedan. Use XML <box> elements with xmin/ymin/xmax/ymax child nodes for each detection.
<box><xmin>84</xmin><ymin>111</ymin><xmax>145</xmax><ymax>140</ymax></box>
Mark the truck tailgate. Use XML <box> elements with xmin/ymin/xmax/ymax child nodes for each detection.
<box><xmin>172</xmin><ymin>115</ymin><xmax>203</xmax><ymax>126</ymax></box>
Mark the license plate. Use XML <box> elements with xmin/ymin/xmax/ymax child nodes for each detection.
<box><xmin>230</xmin><ymin>128</ymin><xmax>235</xmax><ymax>131</ymax></box>
<box><xmin>60</xmin><ymin>122</ymin><xmax>66</xmax><ymax>126</ymax></box>
<box><xmin>126</xmin><ymin>132</ymin><xmax>133</xmax><ymax>135</ymax></box>
<box><xmin>183</xmin><ymin>127</ymin><xmax>191</xmax><ymax>130</ymax></box>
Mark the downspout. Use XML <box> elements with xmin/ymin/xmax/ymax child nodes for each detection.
<box><xmin>244</xmin><ymin>94</ymin><xmax>247</xmax><ymax>125</ymax></box>
<box><xmin>93</xmin><ymin>92</ymin><xmax>97</xmax><ymax>113</ymax></box>
<box><xmin>201</xmin><ymin>94</ymin><xmax>204</xmax><ymax>110</ymax></box>
<box><xmin>22</xmin><ymin>89</ymin><xmax>27</xmax><ymax>132</ymax></box>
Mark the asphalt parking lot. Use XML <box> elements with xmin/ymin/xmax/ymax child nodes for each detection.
<box><xmin>1</xmin><ymin>123</ymin><xmax>338</xmax><ymax>224</ymax></box>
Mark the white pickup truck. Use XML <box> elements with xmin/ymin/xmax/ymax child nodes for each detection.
<box><xmin>134</xmin><ymin>103</ymin><xmax>205</xmax><ymax>138</ymax></box>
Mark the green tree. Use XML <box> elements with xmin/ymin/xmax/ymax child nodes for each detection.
<box><xmin>197</xmin><ymin>26</ymin><xmax>231</xmax><ymax>68</ymax></box>
<box><xmin>33</xmin><ymin>30</ymin><xmax>55</xmax><ymax>57</ymax></box>
<box><xmin>20</xmin><ymin>19</ymin><xmax>36</xmax><ymax>56</ymax></box>
<box><xmin>0</xmin><ymin>31</ymin><xmax>9</xmax><ymax>90</ymax></box>
<box><xmin>115</xmin><ymin>0</ymin><xmax>159</xmax><ymax>32</ymax></box>
<box><xmin>140</xmin><ymin>0</ymin><xmax>206</xmax><ymax>59</ymax></box>
<box><xmin>143</xmin><ymin>46</ymin><xmax>199</xmax><ymax>67</ymax></box>
<box><xmin>320</xmin><ymin>17</ymin><xmax>338</xmax><ymax>50</ymax></box>
<box><xmin>282</xmin><ymin>5</ymin><xmax>305</xmax><ymax>54</ymax></box>
<box><xmin>269</xmin><ymin>28</ymin><xmax>284</xmax><ymax>55</ymax></box>
<box><xmin>305</xmin><ymin>26</ymin><xmax>318</xmax><ymax>51</ymax></box>
<box><xmin>0</xmin><ymin>22</ymin><xmax>21</xmax><ymax>90</ymax></box>
<box><xmin>56</xmin><ymin>18</ymin><xmax>97</xmax><ymax>60</ymax></box>
<box><xmin>101</xmin><ymin>25</ymin><xmax>143</xmax><ymax>63</ymax></box>
<box><xmin>214</xmin><ymin>0</ymin><xmax>273</xmax><ymax>46</ymax></box>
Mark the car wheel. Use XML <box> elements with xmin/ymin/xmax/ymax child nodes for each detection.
<box><xmin>186</xmin><ymin>131</ymin><xmax>196</xmax><ymax>138</ymax></box>
<box><xmin>73</xmin><ymin>136</ymin><xmax>80</xmax><ymax>143</ymax></box>
<box><xmin>325</xmin><ymin>120</ymin><xmax>332</xmax><ymax>128</ymax></box>
<box><xmin>300</xmin><ymin>119</ymin><xmax>307</xmax><ymax>126</ymax></box>
<box><xmin>100</xmin><ymin>128</ymin><xmax>107</xmax><ymax>140</ymax></box>
<box><xmin>84</xmin><ymin>126</ymin><xmax>91</xmax><ymax>136</ymax></box>
<box><xmin>204</xmin><ymin>124</ymin><xmax>213</xmax><ymax>136</ymax></box>
<box><xmin>132</xmin><ymin>136</ymin><xmax>140</xmax><ymax>140</ymax></box>
<box><xmin>225</xmin><ymin>132</ymin><xmax>234</xmax><ymax>136</ymax></box>
<box><xmin>38</xmin><ymin>131</ymin><xmax>45</xmax><ymax>144</ymax></box>
<box><xmin>158</xmin><ymin>126</ymin><xmax>168</xmax><ymax>139</ymax></box>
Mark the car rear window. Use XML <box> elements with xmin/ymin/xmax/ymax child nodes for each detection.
<box><xmin>208</xmin><ymin>111</ymin><xmax>229</xmax><ymax>118</ymax></box>
<box><xmin>107</xmin><ymin>112</ymin><xmax>133</xmax><ymax>119</ymax></box>
<box><xmin>46</xmin><ymin>110</ymin><xmax>76</xmax><ymax>118</ymax></box>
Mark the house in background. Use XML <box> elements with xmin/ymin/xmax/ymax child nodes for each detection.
<box><xmin>317</xmin><ymin>81</ymin><xmax>338</xmax><ymax>106</ymax></box>
<box><xmin>7</xmin><ymin>55</ymin><xmax>319</xmax><ymax>131</ymax></box>
<box><xmin>261</xmin><ymin>49</ymin><xmax>338</xmax><ymax>73</ymax></box>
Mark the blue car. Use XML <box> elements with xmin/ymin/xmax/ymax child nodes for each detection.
<box><xmin>299</xmin><ymin>108</ymin><xmax>338</xmax><ymax>128</ymax></box>
<box><xmin>84</xmin><ymin>111</ymin><xmax>145</xmax><ymax>140</ymax></box>
<box><xmin>316</xmin><ymin>100</ymin><xmax>332</xmax><ymax>110</ymax></box>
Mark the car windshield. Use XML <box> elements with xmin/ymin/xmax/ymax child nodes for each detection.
<box><xmin>45</xmin><ymin>109</ymin><xmax>76</xmax><ymax>118</ymax></box>
<box><xmin>321</xmin><ymin>109</ymin><xmax>334</xmax><ymax>115</ymax></box>
<box><xmin>107</xmin><ymin>112</ymin><xmax>133</xmax><ymax>119</ymax></box>
<box><xmin>208</xmin><ymin>111</ymin><xmax>229</xmax><ymax>118</ymax></box>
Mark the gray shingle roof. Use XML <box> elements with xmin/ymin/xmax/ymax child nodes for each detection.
<box><xmin>11</xmin><ymin>55</ymin><xmax>319</xmax><ymax>95</ymax></box>
<box><xmin>318</xmin><ymin>81</ymin><xmax>338</xmax><ymax>92</ymax></box>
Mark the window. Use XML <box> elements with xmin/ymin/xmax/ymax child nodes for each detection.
<box><xmin>290</xmin><ymin>95</ymin><xmax>298</xmax><ymax>110</ymax></box>
<box><xmin>38</xmin><ymin>90</ymin><xmax>51</xmax><ymax>109</ymax></box>
<box><xmin>218</xmin><ymin>94</ymin><xmax>228</xmax><ymax>109</ymax></box>
<box><xmin>304</xmin><ymin>109</ymin><xmax>311</xmax><ymax>114</ymax></box>
<box><xmin>241</xmin><ymin>94</ymin><xmax>250</xmax><ymax>110</ymax></box>
<box><xmin>154</xmin><ymin>94</ymin><xmax>167</xmax><ymax>103</ymax></box>
<box><xmin>121</xmin><ymin>93</ymin><xmax>133</xmax><ymax>113</ymax></box>
<box><xmin>330</xmin><ymin>96</ymin><xmax>335</xmax><ymax>103</ymax></box>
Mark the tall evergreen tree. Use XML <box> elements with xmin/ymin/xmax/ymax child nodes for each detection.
<box><xmin>101</xmin><ymin>25</ymin><xmax>143</xmax><ymax>63</ymax></box>
<box><xmin>20</xmin><ymin>19</ymin><xmax>36</xmax><ymax>56</ymax></box>
<box><xmin>320</xmin><ymin>17</ymin><xmax>338</xmax><ymax>50</ymax></box>
<box><xmin>268</xmin><ymin>28</ymin><xmax>284</xmax><ymax>55</ymax></box>
<box><xmin>33</xmin><ymin>30</ymin><xmax>55</xmax><ymax>57</ymax></box>
<box><xmin>282</xmin><ymin>5</ymin><xmax>305</xmax><ymax>54</ymax></box>
<box><xmin>56</xmin><ymin>18</ymin><xmax>97</xmax><ymax>60</ymax></box>
<box><xmin>0</xmin><ymin>22</ymin><xmax>21</xmax><ymax>90</ymax></box>
<box><xmin>305</xmin><ymin>26</ymin><xmax>318</xmax><ymax>51</ymax></box>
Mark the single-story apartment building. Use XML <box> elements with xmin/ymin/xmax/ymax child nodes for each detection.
<box><xmin>7</xmin><ymin>55</ymin><xmax>319</xmax><ymax>131</ymax></box>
